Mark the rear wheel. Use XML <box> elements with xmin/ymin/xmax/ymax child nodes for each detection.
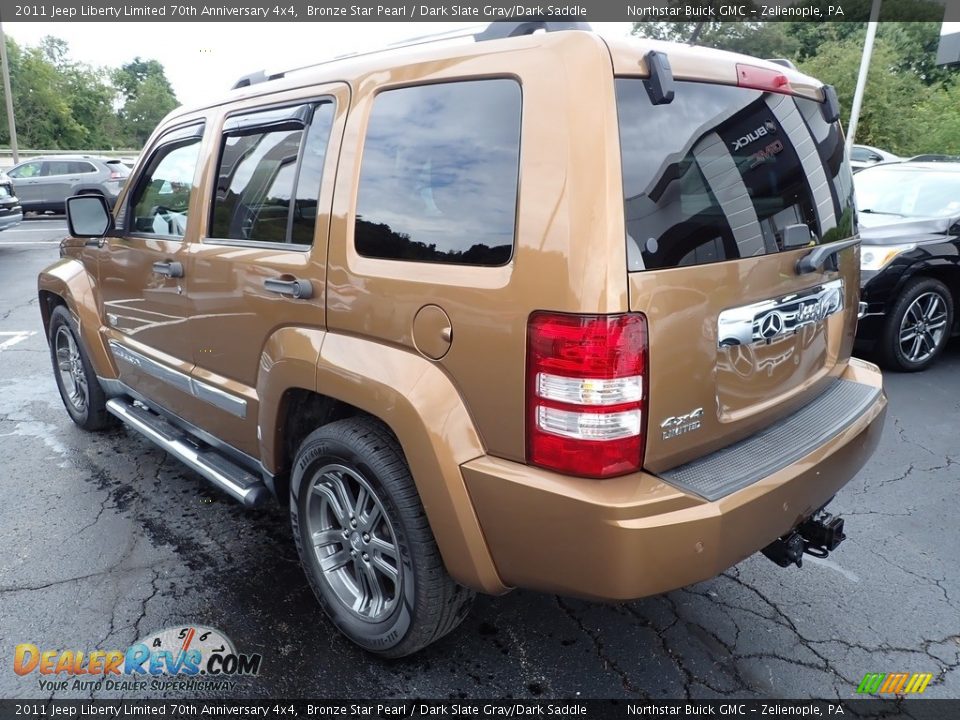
<box><xmin>47</xmin><ymin>305</ymin><xmax>113</xmax><ymax>430</ymax></box>
<box><xmin>878</xmin><ymin>277</ymin><xmax>954</xmax><ymax>372</ymax></box>
<box><xmin>289</xmin><ymin>416</ymin><xmax>474</xmax><ymax>657</ymax></box>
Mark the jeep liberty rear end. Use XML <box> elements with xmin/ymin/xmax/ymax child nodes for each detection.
<box><xmin>40</xmin><ymin>24</ymin><xmax>885</xmax><ymax>658</ymax></box>
<box><xmin>462</xmin><ymin>38</ymin><xmax>884</xmax><ymax>599</ymax></box>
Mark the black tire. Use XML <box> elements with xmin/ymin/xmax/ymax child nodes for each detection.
<box><xmin>289</xmin><ymin>416</ymin><xmax>474</xmax><ymax>657</ymax></box>
<box><xmin>47</xmin><ymin>305</ymin><xmax>114</xmax><ymax>430</ymax></box>
<box><xmin>877</xmin><ymin>277</ymin><xmax>954</xmax><ymax>372</ymax></box>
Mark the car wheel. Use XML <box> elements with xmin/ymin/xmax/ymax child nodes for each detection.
<box><xmin>47</xmin><ymin>305</ymin><xmax>114</xmax><ymax>430</ymax></box>
<box><xmin>290</xmin><ymin>416</ymin><xmax>474</xmax><ymax>657</ymax></box>
<box><xmin>878</xmin><ymin>277</ymin><xmax>954</xmax><ymax>372</ymax></box>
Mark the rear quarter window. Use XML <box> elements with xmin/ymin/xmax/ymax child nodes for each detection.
<box><xmin>616</xmin><ymin>79</ymin><xmax>854</xmax><ymax>271</ymax></box>
<box><xmin>354</xmin><ymin>79</ymin><xmax>522</xmax><ymax>266</ymax></box>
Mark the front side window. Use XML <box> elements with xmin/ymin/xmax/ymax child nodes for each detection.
<box><xmin>10</xmin><ymin>161</ymin><xmax>41</xmax><ymax>179</ymax></box>
<box><xmin>209</xmin><ymin>102</ymin><xmax>334</xmax><ymax>246</ymax></box>
<box><xmin>355</xmin><ymin>79</ymin><xmax>522</xmax><ymax>266</ymax></box>
<box><xmin>616</xmin><ymin>79</ymin><xmax>853</xmax><ymax>271</ymax></box>
<box><xmin>128</xmin><ymin>128</ymin><xmax>203</xmax><ymax>237</ymax></box>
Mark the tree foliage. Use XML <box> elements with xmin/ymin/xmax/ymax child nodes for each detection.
<box><xmin>0</xmin><ymin>36</ymin><xmax>178</xmax><ymax>150</ymax></box>
<box><xmin>632</xmin><ymin>8</ymin><xmax>959</xmax><ymax>156</ymax></box>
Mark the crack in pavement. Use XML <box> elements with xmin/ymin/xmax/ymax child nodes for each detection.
<box><xmin>0</xmin><ymin>560</ymin><xmax>182</xmax><ymax>594</ymax></box>
<box><xmin>554</xmin><ymin>596</ymin><xmax>649</xmax><ymax>697</ymax></box>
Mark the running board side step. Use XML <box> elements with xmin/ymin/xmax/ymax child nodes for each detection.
<box><xmin>106</xmin><ymin>398</ymin><xmax>270</xmax><ymax>508</ymax></box>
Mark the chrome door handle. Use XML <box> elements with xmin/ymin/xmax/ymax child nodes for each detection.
<box><xmin>264</xmin><ymin>277</ymin><xmax>313</xmax><ymax>299</ymax></box>
<box><xmin>153</xmin><ymin>260</ymin><xmax>184</xmax><ymax>278</ymax></box>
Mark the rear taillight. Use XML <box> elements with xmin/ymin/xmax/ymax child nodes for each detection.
<box><xmin>109</xmin><ymin>172</ymin><xmax>124</xmax><ymax>179</ymax></box>
<box><xmin>526</xmin><ymin>312</ymin><xmax>648</xmax><ymax>478</ymax></box>
<box><xmin>736</xmin><ymin>63</ymin><xmax>794</xmax><ymax>95</ymax></box>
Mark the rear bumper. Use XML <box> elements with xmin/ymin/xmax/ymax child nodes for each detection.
<box><xmin>462</xmin><ymin>359</ymin><xmax>886</xmax><ymax>601</ymax></box>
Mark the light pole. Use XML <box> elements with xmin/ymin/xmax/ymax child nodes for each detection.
<box><xmin>0</xmin><ymin>22</ymin><xmax>18</xmax><ymax>164</ymax></box>
<box><xmin>845</xmin><ymin>0</ymin><xmax>882</xmax><ymax>154</ymax></box>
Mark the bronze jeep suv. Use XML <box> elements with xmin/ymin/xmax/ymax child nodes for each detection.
<box><xmin>38</xmin><ymin>22</ymin><xmax>886</xmax><ymax>657</ymax></box>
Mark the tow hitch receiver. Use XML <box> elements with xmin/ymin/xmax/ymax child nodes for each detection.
<box><xmin>762</xmin><ymin>511</ymin><xmax>847</xmax><ymax>568</ymax></box>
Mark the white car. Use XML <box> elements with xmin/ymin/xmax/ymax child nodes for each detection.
<box><xmin>850</xmin><ymin>144</ymin><xmax>900</xmax><ymax>173</ymax></box>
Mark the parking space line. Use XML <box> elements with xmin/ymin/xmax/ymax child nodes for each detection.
<box><xmin>0</xmin><ymin>331</ymin><xmax>36</xmax><ymax>351</ymax></box>
<box><xmin>8</xmin><ymin>228</ymin><xmax>67</xmax><ymax>232</ymax></box>
<box><xmin>0</xmin><ymin>241</ymin><xmax>61</xmax><ymax>246</ymax></box>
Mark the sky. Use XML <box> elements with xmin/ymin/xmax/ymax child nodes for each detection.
<box><xmin>3</xmin><ymin>22</ymin><xmax>635</xmax><ymax>108</ymax></box>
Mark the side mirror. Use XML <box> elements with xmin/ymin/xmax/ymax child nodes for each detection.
<box><xmin>66</xmin><ymin>194</ymin><xmax>113</xmax><ymax>238</ymax></box>
<box><xmin>782</xmin><ymin>223</ymin><xmax>814</xmax><ymax>249</ymax></box>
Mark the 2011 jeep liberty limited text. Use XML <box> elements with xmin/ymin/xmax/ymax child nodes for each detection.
<box><xmin>39</xmin><ymin>22</ymin><xmax>886</xmax><ymax>657</ymax></box>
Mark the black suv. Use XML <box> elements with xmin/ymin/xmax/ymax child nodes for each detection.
<box><xmin>856</xmin><ymin>161</ymin><xmax>960</xmax><ymax>371</ymax></box>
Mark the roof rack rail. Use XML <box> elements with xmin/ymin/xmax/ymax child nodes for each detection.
<box><xmin>231</xmin><ymin>20</ymin><xmax>592</xmax><ymax>90</ymax></box>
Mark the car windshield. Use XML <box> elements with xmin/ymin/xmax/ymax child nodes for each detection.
<box><xmin>855</xmin><ymin>167</ymin><xmax>960</xmax><ymax>218</ymax></box>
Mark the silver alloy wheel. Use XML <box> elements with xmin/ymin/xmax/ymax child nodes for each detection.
<box><xmin>55</xmin><ymin>326</ymin><xmax>88</xmax><ymax>413</ymax></box>
<box><xmin>307</xmin><ymin>463</ymin><xmax>401</xmax><ymax>621</ymax></box>
<box><xmin>898</xmin><ymin>291</ymin><xmax>949</xmax><ymax>363</ymax></box>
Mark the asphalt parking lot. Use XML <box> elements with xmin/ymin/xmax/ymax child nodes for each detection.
<box><xmin>1</xmin><ymin>218</ymin><xmax>958</xmax><ymax>701</ymax></box>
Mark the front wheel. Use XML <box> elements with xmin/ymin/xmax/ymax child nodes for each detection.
<box><xmin>47</xmin><ymin>305</ymin><xmax>114</xmax><ymax>431</ymax></box>
<box><xmin>289</xmin><ymin>417</ymin><xmax>474</xmax><ymax>657</ymax></box>
<box><xmin>878</xmin><ymin>277</ymin><xmax>954</xmax><ymax>372</ymax></box>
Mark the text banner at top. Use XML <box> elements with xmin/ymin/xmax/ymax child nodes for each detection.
<box><xmin>3</xmin><ymin>0</ymin><xmax>957</xmax><ymax>23</ymax></box>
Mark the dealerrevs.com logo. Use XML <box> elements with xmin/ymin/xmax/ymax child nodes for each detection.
<box><xmin>14</xmin><ymin>625</ymin><xmax>262</xmax><ymax>693</ymax></box>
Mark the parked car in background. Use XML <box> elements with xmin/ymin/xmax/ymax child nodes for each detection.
<box><xmin>7</xmin><ymin>155</ymin><xmax>130</xmax><ymax>214</ymax></box>
<box><xmin>0</xmin><ymin>171</ymin><xmax>23</xmax><ymax>231</ymax></box>
<box><xmin>850</xmin><ymin>144</ymin><xmax>900</xmax><ymax>172</ymax></box>
<box><xmin>856</xmin><ymin>162</ymin><xmax>960</xmax><ymax>371</ymax></box>
<box><xmin>905</xmin><ymin>154</ymin><xmax>960</xmax><ymax>164</ymax></box>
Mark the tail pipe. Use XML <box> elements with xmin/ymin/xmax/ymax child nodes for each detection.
<box><xmin>762</xmin><ymin>511</ymin><xmax>847</xmax><ymax>568</ymax></box>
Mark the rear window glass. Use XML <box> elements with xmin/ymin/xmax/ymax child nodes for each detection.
<box><xmin>105</xmin><ymin>160</ymin><xmax>131</xmax><ymax>177</ymax></box>
<box><xmin>354</xmin><ymin>79</ymin><xmax>521</xmax><ymax>266</ymax></box>
<box><xmin>615</xmin><ymin>79</ymin><xmax>854</xmax><ymax>271</ymax></box>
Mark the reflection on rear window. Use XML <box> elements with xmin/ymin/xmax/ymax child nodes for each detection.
<box><xmin>615</xmin><ymin>79</ymin><xmax>854</xmax><ymax>271</ymax></box>
<box><xmin>106</xmin><ymin>161</ymin><xmax>131</xmax><ymax>177</ymax></box>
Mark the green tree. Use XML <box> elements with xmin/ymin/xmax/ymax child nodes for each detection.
<box><xmin>112</xmin><ymin>57</ymin><xmax>178</xmax><ymax>147</ymax></box>
<box><xmin>910</xmin><ymin>84</ymin><xmax>960</xmax><ymax>155</ymax></box>
<box><xmin>0</xmin><ymin>37</ymin><xmax>84</xmax><ymax>148</ymax></box>
<box><xmin>120</xmin><ymin>74</ymin><xmax>178</xmax><ymax>147</ymax></box>
<box><xmin>799</xmin><ymin>36</ymin><xmax>930</xmax><ymax>154</ymax></box>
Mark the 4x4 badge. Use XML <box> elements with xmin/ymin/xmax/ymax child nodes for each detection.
<box><xmin>660</xmin><ymin>408</ymin><xmax>705</xmax><ymax>440</ymax></box>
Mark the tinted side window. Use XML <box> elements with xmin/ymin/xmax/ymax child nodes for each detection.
<box><xmin>616</xmin><ymin>79</ymin><xmax>850</xmax><ymax>271</ymax></box>
<box><xmin>129</xmin><ymin>132</ymin><xmax>203</xmax><ymax>237</ymax></box>
<box><xmin>68</xmin><ymin>161</ymin><xmax>98</xmax><ymax>174</ymax></box>
<box><xmin>43</xmin><ymin>161</ymin><xmax>72</xmax><ymax>176</ymax></box>
<box><xmin>9</xmin><ymin>161</ymin><xmax>41</xmax><ymax>179</ymax></box>
<box><xmin>355</xmin><ymin>79</ymin><xmax>521</xmax><ymax>266</ymax></box>
<box><xmin>210</xmin><ymin>102</ymin><xmax>334</xmax><ymax>246</ymax></box>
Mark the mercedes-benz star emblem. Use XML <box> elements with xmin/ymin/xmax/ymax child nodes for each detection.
<box><xmin>758</xmin><ymin>311</ymin><xmax>785</xmax><ymax>340</ymax></box>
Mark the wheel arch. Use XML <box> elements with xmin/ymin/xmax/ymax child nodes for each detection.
<box><xmin>257</xmin><ymin>327</ymin><xmax>507</xmax><ymax>595</ymax></box>
<box><xmin>37</xmin><ymin>258</ymin><xmax>116</xmax><ymax>378</ymax></box>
